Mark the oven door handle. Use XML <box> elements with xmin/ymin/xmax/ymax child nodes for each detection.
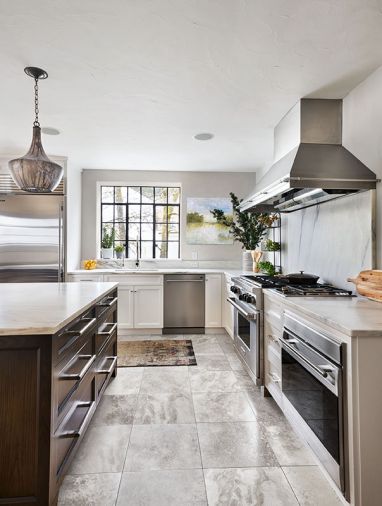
<box><xmin>279</xmin><ymin>336</ymin><xmax>329</xmax><ymax>379</ymax></box>
<box><xmin>227</xmin><ymin>297</ymin><xmax>258</xmax><ymax>320</ymax></box>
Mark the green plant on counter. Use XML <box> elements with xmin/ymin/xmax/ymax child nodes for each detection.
<box><xmin>114</xmin><ymin>244</ymin><xmax>125</xmax><ymax>253</ymax></box>
<box><xmin>101</xmin><ymin>226</ymin><xmax>115</xmax><ymax>249</ymax></box>
<box><xmin>210</xmin><ymin>192</ymin><xmax>278</xmax><ymax>250</ymax></box>
<box><xmin>257</xmin><ymin>261</ymin><xmax>277</xmax><ymax>276</ymax></box>
<box><xmin>263</xmin><ymin>239</ymin><xmax>280</xmax><ymax>252</ymax></box>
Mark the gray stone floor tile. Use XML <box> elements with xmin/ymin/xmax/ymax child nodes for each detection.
<box><xmin>204</xmin><ymin>467</ymin><xmax>299</xmax><ymax>506</ymax></box>
<box><xmin>245</xmin><ymin>390</ymin><xmax>284</xmax><ymax>422</ymax></box>
<box><xmin>225</xmin><ymin>352</ymin><xmax>245</xmax><ymax>370</ymax></box>
<box><xmin>124</xmin><ymin>423</ymin><xmax>201</xmax><ymax>471</ymax></box>
<box><xmin>197</xmin><ymin>422</ymin><xmax>278</xmax><ymax>468</ymax></box>
<box><xmin>117</xmin><ymin>469</ymin><xmax>207</xmax><ymax>505</ymax></box>
<box><xmin>194</xmin><ymin>353</ymin><xmax>232</xmax><ymax>370</ymax></box>
<box><xmin>91</xmin><ymin>394</ymin><xmax>138</xmax><ymax>426</ymax></box>
<box><xmin>58</xmin><ymin>473</ymin><xmax>121</xmax><ymax>506</ymax></box>
<box><xmin>283</xmin><ymin>466</ymin><xmax>343</xmax><ymax>505</ymax></box>
<box><xmin>191</xmin><ymin>337</ymin><xmax>225</xmax><ymax>355</ymax></box>
<box><xmin>68</xmin><ymin>425</ymin><xmax>131</xmax><ymax>474</ymax></box>
<box><xmin>193</xmin><ymin>392</ymin><xmax>256</xmax><ymax>422</ymax></box>
<box><xmin>140</xmin><ymin>366</ymin><xmax>190</xmax><ymax>394</ymax></box>
<box><xmin>134</xmin><ymin>392</ymin><xmax>195</xmax><ymax>424</ymax></box>
<box><xmin>189</xmin><ymin>370</ymin><xmax>242</xmax><ymax>392</ymax></box>
<box><xmin>263</xmin><ymin>420</ymin><xmax>316</xmax><ymax>466</ymax></box>
<box><xmin>105</xmin><ymin>367</ymin><xmax>143</xmax><ymax>395</ymax></box>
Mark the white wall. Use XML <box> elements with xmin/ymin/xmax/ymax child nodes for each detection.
<box><xmin>65</xmin><ymin>164</ymin><xmax>82</xmax><ymax>271</ymax></box>
<box><xmin>81</xmin><ymin>168</ymin><xmax>255</xmax><ymax>263</ymax></box>
<box><xmin>343</xmin><ymin>66</ymin><xmax>382</xmax><ymax>268</ymax></box>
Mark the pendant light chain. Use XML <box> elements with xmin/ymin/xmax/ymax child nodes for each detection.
<box><xmin>33</xmin><ymin>78</ymin><xmax>40</xmax><ymax>127</ymax></box>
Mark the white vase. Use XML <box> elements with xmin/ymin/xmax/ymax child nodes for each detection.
<box><xmin>242</xmin><ymin>250</ymin><xmax>253</xmax><ymax>272</ymax></box>
<box><xmin>101</xmin><ymin>248</ymin><xmax>113</xmax><ymax>259</ymax></box>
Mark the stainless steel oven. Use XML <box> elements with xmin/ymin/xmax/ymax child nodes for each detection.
<box><xmin>228</xmin><ymin>296</ymin><xmax>261</xmax><ymax>384</ymax></box>
<box><xmin>280</xmin><ymin>312</ymin><xmax>348</xmax><ymax>498</ymax></box>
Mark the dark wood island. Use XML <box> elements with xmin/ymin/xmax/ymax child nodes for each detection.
<box><xmin>0</xmin><ymin>282</ymin><xmax>118</xmax><ymax>505</ymax></box>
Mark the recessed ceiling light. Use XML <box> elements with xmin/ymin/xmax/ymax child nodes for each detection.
<box><xmin>194</xmin><ymin>132</ymin><xmax>214</xmax><ymax>141</ymax></box>
<box><xmin>41</xmin><ymin>126</ymin><xmax>61</xmax><ymax>135</ymax></box>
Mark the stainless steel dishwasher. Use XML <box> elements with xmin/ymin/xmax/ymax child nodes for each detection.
<box><xmin>163</xmin><ymin>274</ymin><xmax>205</xmax><ymax>334</ymax></box>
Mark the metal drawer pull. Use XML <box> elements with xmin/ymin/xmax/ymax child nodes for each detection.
<box><xmin>279</xmin><ymin>336</ymin><xmax>329</xmax><ymax>378</ymax></box>
<box><xmin>98</xmin><ymin>297</ymin><xmax>117</xmax><ymax>307</ymax></box>
<box><xmin>66</xmin><ymin>317</ymin><xmax>97</xmax><ymax>337</ymax></box>
<box><xmin>60</xmin><ymin>354</ymin><xmax>96</xmax><ymax>381</ymax></box>
<box><xmin>97</xmin><ymin>356</ymin><xmax>117</xmax><ymax>374</ymax></box>
<box><xmin>57</xmin><ymin>401</ymin><xmax>95</xmax><ymax>438</ymax></box>
<box><xmin>269</xmin><ymin>372</ymin><xmax>281</xmax><ymax>383</ymax></box>
<box><xmin>98</xmin><ymin>322</ymin><xmax>117</xmax><ymax>337</ymax></box>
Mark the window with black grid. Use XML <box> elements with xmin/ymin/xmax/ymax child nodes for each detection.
<box><xmin>100</xmin><ymin>186</ymin><xmax>181</xmax><ymax>259</ymax></box>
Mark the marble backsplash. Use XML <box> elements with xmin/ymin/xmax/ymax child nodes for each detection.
<box><xmin>281</xmin><ymin>190</ymin><xmax>375</xmax><ymax>291</ymax></box>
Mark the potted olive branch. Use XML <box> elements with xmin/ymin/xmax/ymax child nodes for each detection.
<box><xmin>211</xmin><ymin>192</ymin><xmax>278</xmax><ymax>271</ymax></box>
<box><xmin>101</xmin><ymin>226</ymin><xmax>115</xmax><ymax>259</ymax></box>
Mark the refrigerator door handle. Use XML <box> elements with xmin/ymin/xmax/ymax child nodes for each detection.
<box><xmin>58</xmin><ymin>203</ymin><xmax>64</xmax><ymax>282</ymax></box>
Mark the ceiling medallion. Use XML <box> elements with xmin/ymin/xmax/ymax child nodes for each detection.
<box><xmin>8</xmin><ymin>67</ymin><xmax>63</xmax><ymax>192</ymax></box>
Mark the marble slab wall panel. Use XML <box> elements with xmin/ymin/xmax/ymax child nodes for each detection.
<box><xmin>282</xmin><ymin>191</ymin><xmax>374</xmax><ymax>291</ymax></box>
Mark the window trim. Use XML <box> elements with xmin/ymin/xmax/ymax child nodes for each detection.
<box><xmin>96</xmin><ymin>181</ymin><xmax>182</xmax><ymax>260</ymax></box>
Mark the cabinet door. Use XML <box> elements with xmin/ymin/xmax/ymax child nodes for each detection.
<box><xmin>133</xmin><ymin>285</ymin><xmax>163</xmax><ymax>328</ymax></box>
<box><xmin>117</xmin><ymin>285</ymin><xmax>134</xmax><ymax>330</ymax></box>
<box><xmin>222</xmin><ymin>282</ymin><xmax>234</xmax><ymax>337</ymax></box>
<box><xmin>205</xmin><ymin>274</ymin><xmax>222</xmax><ymax>327</ymax></box>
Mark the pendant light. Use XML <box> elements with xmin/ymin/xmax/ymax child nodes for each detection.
<box><xmin>8</xmin><ymin>67</ymin><xmax>63</xmax><ymax>192</ymax></box>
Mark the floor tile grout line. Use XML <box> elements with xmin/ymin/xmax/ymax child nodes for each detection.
<box><xmin>190</xmin><ymin>376</ymin><xmax>209</xmax><ymax>504</ymax></box>
<box><xmin>114</xmin><ymin>338</ymin><xmax>145</xmax><ymax>504</ymax></box>
<box><xmin>280</xmin><ymin>466</ymin><xmax>303</xmax><ymax>506</ymax></box>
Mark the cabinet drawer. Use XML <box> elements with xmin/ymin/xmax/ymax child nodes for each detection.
<box><xmin>95</xmin><ymin>334</ymin><xmax>117</xmax><ymax>399</ymax></box>
<box><xmin>54</xmin><ymin>373</ymin><xmax>96</xmax><ymax>479</ymax></box>
<box><xmin>96</xmin><ymin>291</ymin><xmax>118</xmax><ymax>322</ymax></box>
<box><xmin>105</xmin><ymin>274</ymin><xmax>163</xmax><ymax>285</ymax></box>
<box><xmin>53</xmin><ymin>308</ymin><xmax>97</xmax><ymax>365</ymax></box>
<box><xmin>96</xmin><ymin>322</ymin><xmax>118</xmax><ymax>354</ymax></box>
<box><xmin>265</xmin><ymin>358</ymin><xmax>282</xmax><ymax>407</ymax></box>
<box><xmin>264</xmin><ymin>323</ymin><xmax>281</xmax><ymax>360</ymax></box>
<box><xmin>54</xmin><ymin>335</ymin><xmax>96</xmax><ymax>427</ymax></box>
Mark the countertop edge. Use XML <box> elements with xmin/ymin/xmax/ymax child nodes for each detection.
<box><xmin>264</xmin><ymin>288</ymin><xmax>382</xmax><ymax>338</ymax></box>
<box><xmin>0</xmin><ymin>282</ymin><xmax>119</xmax><ymax>336</ymax></box>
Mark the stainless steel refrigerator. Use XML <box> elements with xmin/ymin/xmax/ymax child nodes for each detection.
<box><xmin>0</xmin><ymin>193</ymin><xmax>65</xmax><ymax>282</ymax></box>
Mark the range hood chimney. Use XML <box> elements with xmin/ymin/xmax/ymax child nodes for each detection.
<box><xmin>241</xmin><ymin>99</ymin><xmax>378</xmax><ymax>213</ymax></box>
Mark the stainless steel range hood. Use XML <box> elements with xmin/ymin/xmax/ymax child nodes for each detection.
<box><xmin>241</xmin><ymin>99</ymin><xmax>378</xmax><ymax>213</ymax></box>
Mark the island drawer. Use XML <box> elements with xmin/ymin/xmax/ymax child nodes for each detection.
<box><xmin>96</xmin><ymin>289</ymin><xmax>118</xmax><ymax>322</ymax></box>
<box><xmin>53</xmin><ymin>307</ymin><xmax>97</xmax><ymax>365</ymax></box>
<box><xmin>54</xmin><ymin>333</ymin><xmax>96</xmax><ymax>428</ymax></box>
<box><xmin>96</xmin><ymin>321</ymin><xmax>118</xmax><ymax>354</ymax></box>
<box><xmin>95</xmin><ymin>333</ymin><xmax>117</xmax><ymax>399</ymax></box>
<box><xmin>54</xmin><ymin>372</ymin><xmax>96</xmax><ymax>481</ymax></box>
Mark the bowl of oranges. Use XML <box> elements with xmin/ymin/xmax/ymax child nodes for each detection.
<box><xmin>83</xmin><ymin>259</ymin><xmax>97</xmax><ymax>270</ymax></box>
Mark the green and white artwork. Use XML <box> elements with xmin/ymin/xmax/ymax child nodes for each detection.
<box><xmin>186</xmin><ymin>198</ymin><xmax>233</xmax><ymax>244</ymax></box>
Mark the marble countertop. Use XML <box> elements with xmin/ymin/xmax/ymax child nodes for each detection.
<box><xmin>0</xmin><ymin>282</ymin><xmax>118</xmax><ymax>336</ymax></box>
<box><xmin>68</xmin><ymin>268</ymin><xmax>249</xmax><ymax>276</ymax></box>
<box><xmin>265</xmin><ymin>289</ymin><xmax>382</xmax><ymax>337</ymax></box>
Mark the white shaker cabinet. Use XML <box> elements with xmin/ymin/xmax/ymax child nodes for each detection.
<box><xmin>133</xmin><ymin>285</ymin><xmax>163</xmax><ymax>328</ymax></box>
<box><xmin>105</xmin><ymin>274</ymin><xmax>163</xmax><ymax>331</ymax></box>
<box><xmin>117</xmin><ymin>284</ymin><xmax>135</xmax><ymax>330</ymax></box>
<box><xmin>222</xmin><ymin>274</ymin><xmax>234</xmax><ymax>338</ymax></box>
<box><xmin>205</xmin><ymin>274</ymin><xmax>222</xmax><ymax>327</ymax></box>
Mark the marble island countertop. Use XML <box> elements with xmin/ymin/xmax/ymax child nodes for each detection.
<box><xmin>0</xmin><ymin>282</ymin><xmax>118</xmax><ymax>336</ymax></box>
<box><xmin>266</xmin><ymin>289</ymin><xmax>382</xmax><ymax>337</ymax></box>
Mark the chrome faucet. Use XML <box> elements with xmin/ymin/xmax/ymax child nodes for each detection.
<box><xmin>135</xmin><ymin>238</ymin><xmax>140</xmax><ymax>269</ymax></box>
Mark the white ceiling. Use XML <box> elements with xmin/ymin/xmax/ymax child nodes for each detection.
<box><xmin>1</xmin><ymin>0</ymin><xmax>382</xmax><ymax>172</ymax></box>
